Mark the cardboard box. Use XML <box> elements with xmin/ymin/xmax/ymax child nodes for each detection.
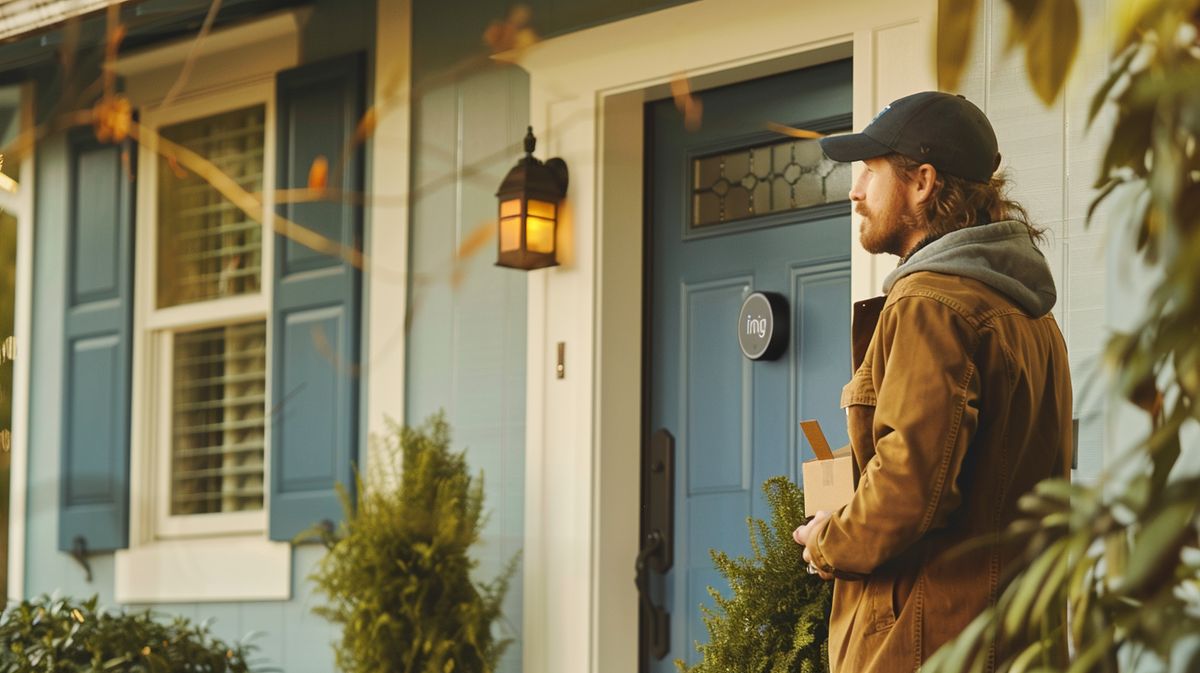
<box><xmin>800</xmin><ymin>420</ymin><xmax>855</xmax><ymax>518</ymax></box>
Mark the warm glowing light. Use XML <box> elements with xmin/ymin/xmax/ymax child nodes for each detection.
<box><xmin>527</xmin><ymin>199</ymin><xmax>555</xmax><ymax>220</ymax></box>
<box><xmin>526</xmin><ymin>216</ymin><xmax>555</xmax><ymax>253</ymax></box>
<box><xmin>500</xmin><ymin>199</ymin><xmax>522</xmax><ymax>218</ymax></box>
<box><xmin>500</xmin><ymin>217</ymin><xmax>522</xmax><ymax>252</ymax></box>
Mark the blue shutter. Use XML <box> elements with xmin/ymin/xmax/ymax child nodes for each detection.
<box><xmin>270</xmin><ymin>53</ymin><xmax>364</xmax><ymax>541</ymax></box>
<box><xmin>59</xmin><ymin>131</ymin><xmax>134</xmax><ymax>552</ymax></box>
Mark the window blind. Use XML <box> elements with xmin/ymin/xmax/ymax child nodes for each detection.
<box><xmin>171</xmin><ymin>321</ymin><xmax>266</xmax><ymax>515</ymax></box>
<box><xmin>157</xmin><ymin>105</ymin><xmax>265</xmax><ymax>308</ymax></box>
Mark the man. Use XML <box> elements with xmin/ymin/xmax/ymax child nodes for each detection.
<box><xmin>791</xmin><ymin>91</ymin><xmax>1073</xmax><ymax>672</ymax></box>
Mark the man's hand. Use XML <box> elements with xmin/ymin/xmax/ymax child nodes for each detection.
<box><xmin>793</xmin><ymin>511</ymin><xmax>834</xmax><ymax>581</ymax></box>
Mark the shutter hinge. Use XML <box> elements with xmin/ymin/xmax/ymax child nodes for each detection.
<box><xmin>70</xmin><ymin>536</ymin><xmax>93</xmax><ymax>583</ymax></box>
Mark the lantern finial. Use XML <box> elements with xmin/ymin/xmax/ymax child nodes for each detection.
<box><xmin>524</xmin><ymin>126</ymin><xmax>536</xmax><ymax>156</ymax></box>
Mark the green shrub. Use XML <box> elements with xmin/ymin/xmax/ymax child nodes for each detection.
<box><xmin>303</xmin><ymin>413</ymin><xmax>517</xmax><ymax>673</ymax></box>
<box><xmin>678</xmin><ymin>476</ymin><xmax>832</xmax><ymax>673</ymax></box>
<box><xmin>0</xmin><ymin>594</ymin><xmax>258</xmax><ymax>672</ymax></box>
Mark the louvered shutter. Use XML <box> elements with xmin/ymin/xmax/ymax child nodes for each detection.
<box><xmin>59</xmin><ymin>131</ymin><xmax>134</xmax><ymax>552</ymax></box>
<box><xmin>269</xmin><ymin>52</ymin><xmax>364</xmax><ymax>541</ymax></box>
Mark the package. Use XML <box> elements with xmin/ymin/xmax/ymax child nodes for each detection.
<box><xmin>800</xmin><ymin>420</ymin><xmax>855</xmax><ymax>518</ymax></box>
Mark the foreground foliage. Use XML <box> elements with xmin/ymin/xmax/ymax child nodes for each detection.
<box><xmin>303</xmin><ymin>413</ymin><xmax>516</xmax><ymax>673</ymax></box>
<box><xmin>677</xmin><ymin>476</ymin><xmax>832</xmax><ymax>673</ymax></box>
<box><xmin>0</xmin><ymin>595</ymin><xmax>256</xmax><ymax>672</ymax></box>
<box><xmin>927</xmin><ymin>1</ymin><xmax>1200</xmax><ymax>671</ymax></box>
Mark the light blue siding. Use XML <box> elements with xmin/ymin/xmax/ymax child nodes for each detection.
<box><xmin>27</xmin><ymin>129</ymin><xmax>119</xmax><ymax>604</ymax></box>
<box><xmin>953</xmin><ymin>0</ymin><xmax>1114</xmax><ymax>485</ymax></box>
<box><xmin>406</xmin><ymin>4</ymin><xmax>700</xmax><ymax>670</ymax></box>
<box><xmin>26</xmin><ymin>118</ymin><xmax>341</xmax><ymax>673</ymax></box>
<box><xmin>23</xmin><ymin>0</ymin><xmax>370</xmax><ymax>670</ymax></box>
<box><xmin>406</xmin><ymin>64</ymin><xmax>531</xmax><ymax>673</ymax></box>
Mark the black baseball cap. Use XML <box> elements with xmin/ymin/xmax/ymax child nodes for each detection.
<box><xmin>819</xmin><ymin>91</ymin><xmax>1000</xmax><ymax>183</ymax></box>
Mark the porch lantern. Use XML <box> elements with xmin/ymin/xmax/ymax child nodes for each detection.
<box><xmin>495</xmin><ymin>126</ymin><xmax>569</xmax><ymax>270</ymax></box>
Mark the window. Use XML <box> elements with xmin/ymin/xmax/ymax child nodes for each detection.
<box><xmin>691</xmin><ymin>133</ymin><xmax>852</xmax><ymax>229</ymax></box>
<box><xmin>141</xmin><ymin>84</ymin><xmax>274</xmax><ymax>539</ymax></box>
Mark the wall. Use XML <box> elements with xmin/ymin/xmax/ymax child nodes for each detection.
<box><xmin>21</xmin><ymin>1</ymin><xmax>372</xmax><ymax>671</ymax></box>
<box><xmin>405</xmin><ymin>2</ymin><xmax>696</xmax><ymax>672</ymax></box>
<box><xmin>953</xmin><ymin>0</ymin><xmax>1114</xmax><ymax>483</ymax></box>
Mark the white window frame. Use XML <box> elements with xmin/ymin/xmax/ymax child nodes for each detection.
<box><xmin>114</xmin><ymin>9</ymin><xmax>304</xmax><ymax>604</ymax></box>
<box><xmin>139</xmin><ymin>83</ymin><xmax>275</xmax><ymax>540</ymax></box>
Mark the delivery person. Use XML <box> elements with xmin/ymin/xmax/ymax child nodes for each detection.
<box><xmin>791</xmin><ymin>91</ymin><xmax>1073</xmax><ymax>672</ymax></box>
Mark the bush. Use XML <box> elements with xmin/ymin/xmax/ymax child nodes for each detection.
<box><xmin>677</xmin><ymin>476</ymin><xmax>832</xmax><ymax>673</ymax></box>
<box><xmin>0</xmin><ymin>594</ymin><xmax>258</xmax><ymax>672</ymax></box>
<box><xmin>303</xmin><ymin>413</ymin><xmax>517</xmax><ymax>673</ymax></box>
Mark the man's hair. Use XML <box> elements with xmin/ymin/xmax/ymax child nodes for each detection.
<box><xmin>885</xmin><ymin>154</ymin><xmax>1046</xmax><ymax>245</ymax></box>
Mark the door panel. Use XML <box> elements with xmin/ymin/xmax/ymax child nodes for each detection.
<box><xmin>644</xmin><ymin>59</ymin><xmax>853</xmax><ymax>670</ymax></box>
<box><xmin>683</xmin><ymin>278</ymin><xmax>751</xmax><ymax>495</ymax></box>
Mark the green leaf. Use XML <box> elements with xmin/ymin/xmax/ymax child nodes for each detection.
<box><xmin>922</xmin><ymin>611</ymin><xmax>993</xmax><ymax>673</ymax></box>
<box><xmin>1098</xmin><ymin>104</ymin><xmax>1154</xmax><ymax>185</ymax></box>
<box><xmin>1004</xmin><ymin>540</ymin><xmax>1066</xmax><ymax>638</ymax></box>
<box><xmin>1119</xmin><ymin>497</ymin><xmax>1197</xmax><ymax>595</ymax></box>
<box><xmin>1088</xmin><ymin>44</ymin><xmax>1139</xmax><ymax>126</ymax></box>
<box><xmin>937</xmin><ymin>0</ymin><xmax>982</xmax><ymax>92</ymax></box>
<box><xmin>1023</xmin><ymin>0</ymin><xmax>1080</xmax><ymax>105</ymax></box>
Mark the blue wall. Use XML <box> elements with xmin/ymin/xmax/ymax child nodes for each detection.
<box><xmin>22</xmin><ymin>2</ymin><xmax>372</xmax><ymax>671</ymax></box>
<box><xmin>405</xmin><ymin>3</ymin><xmax>697</xmax><ymax>670</ymax></box>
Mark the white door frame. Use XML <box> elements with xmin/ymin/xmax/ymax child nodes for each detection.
<box><xmin>504</xmin><ymin>2</ymin><xmax>936</xmax><ymax>671</ymax></box>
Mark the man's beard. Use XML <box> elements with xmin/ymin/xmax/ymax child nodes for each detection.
<box><xmin>857</xmin><ymin>202</ymin><xmax>922</xmax><ymax>257</ymax></box>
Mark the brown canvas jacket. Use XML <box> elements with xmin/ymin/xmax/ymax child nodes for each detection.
<box><xmin>806</xmin><ymin>223</ymin><xmax>1073</xmax><ymax>673</ymax></box>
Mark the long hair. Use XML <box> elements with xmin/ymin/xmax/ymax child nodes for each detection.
<box><xmin>885</xmin><ymin>154</ymin><xmax>1046</xmax><ymax>245</ymax></box>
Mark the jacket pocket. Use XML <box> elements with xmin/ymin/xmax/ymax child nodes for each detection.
<box><xmin>865</xmin><ymin>572</ymin><xmax>897</xmax><ymax>633</ymax></box>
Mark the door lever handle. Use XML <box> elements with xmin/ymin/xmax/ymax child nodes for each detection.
<box><xmin>635</xmin><ymin>530</ymin><xmax>670</xmax><ymax>659</ymax></box>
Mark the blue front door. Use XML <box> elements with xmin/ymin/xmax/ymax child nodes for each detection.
<box><xmin>645</xmin><ymin>59</ymin><xmax>853</xmax><ymax>671</ymax></box>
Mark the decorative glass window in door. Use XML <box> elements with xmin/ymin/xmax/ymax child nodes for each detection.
<box><xmin>692</xmin><ymin>134</ymin><xmax>851</xmax><ymax>228</ymax></box>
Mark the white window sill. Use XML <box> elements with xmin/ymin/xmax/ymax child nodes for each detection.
<box><xmin>114</xmin><ymin>536</ymin><xmax>290</xmax><ymax>603</ymax></box>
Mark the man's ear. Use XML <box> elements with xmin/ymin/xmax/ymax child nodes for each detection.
<box><xmin>912</xmin><ymin>163</ymin><xmax>938</xmax><ymax>205</ymax></box>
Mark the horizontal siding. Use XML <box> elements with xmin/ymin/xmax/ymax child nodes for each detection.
<box><xmin>22</xmin><ymin>0</ymin><xmax>371</xmax><ymax>670</ymax></box>
<box><xmin>27</xmin><ymin>124</ymin><xmax>339</xmax><ymax>673</ymax></box>
<box><xmin>953</xmin><ymin>0</ymin><xmax>1112</xmax><ymax>483</ymax></box>
<box><xmin>406</xmin><ymin>63</ymin><xmax>529</xmax><ymax>673</ymax></box>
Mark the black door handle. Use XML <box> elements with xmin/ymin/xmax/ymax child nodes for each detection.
<box><xmin>635</xmin><ymin>529</ymin><xmax>670</xmax><ymax>659</ymax></box>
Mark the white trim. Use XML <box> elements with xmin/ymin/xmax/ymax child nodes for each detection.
<box><xmin>136</xmin><ymin>80</ymin><xmax>274</xmax><ymax>542</ymax></box>
<box><xmin>505</xmin><ymin>1</ymin><xmax>936</xmax><ymax>671</ymax></box>
<box><xmin>118</xmin><ymin>40</ymin><xmax>295</xmax><ymax>602</ymax></box>
<box><xmin>364</xmin><ymin>0</ymin><xmax>412</xmax><ymax>469</ymax></box>
<box><xmin>115</xmin><ymin>10</ymin><xmax>304</xmax><ymax>110</ymax></box>
<box><xmin>145</xmin><ymin>295</ymin><xmax>268</xmax><ymax>332</ymax></box>
<box><xmin>7</xmin><ymin>82</ymin><xmax>34</xmax><ymax>601</ymax></box>
<box><xmin>115</xmin><ymin>535</ymin><xmax>290</xmax><ymax>603</ymax></box>
<box><xmin>116</xmin><ymin>10</ymin><xmax>304</xmax><ymax>78</ymax></box>
<box><xmin>115</xmin><ymin>9</ymin><xmax>304</xmax><ymax>110</ymax></box>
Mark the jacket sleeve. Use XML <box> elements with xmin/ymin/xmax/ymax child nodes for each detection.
<box><xmin>807</xmin><ymin>295</ymin><xmax>981</xmax><ymax>576</ymax></box>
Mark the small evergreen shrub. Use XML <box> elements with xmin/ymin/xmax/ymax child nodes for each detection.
<box><xmin>677</xmin><ymin>476</ymin><xmax>833</xmax><ymax>673</ymax></box>
<box><xmin>303</xmin><ymin>413</ymin><xmax>517</xmax><ymax>673</ymax></box>
<box><xmin>0</xmin><ymin>594</ymin><xmax>257</xmax><ymax>672</ymax></box>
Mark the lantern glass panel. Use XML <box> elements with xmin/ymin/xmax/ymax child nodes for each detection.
<box><xmin>526</xmin><ymin>199</ymin><xmax>556</xmax><ymax>254</ymax></box>
<box><xmin>500</xmin><ymin>217</ymin><xmax>522</xmax><ymax>252</ymax></box>
<box><xmin>499</xmin><ymin>198</ymin><xmax>523</xmax><ymax>252</ymax></box>
<box><xmin>500</xmin><ymin>199</ymin><xmax>522</xmax><ymax>218</ymax></box>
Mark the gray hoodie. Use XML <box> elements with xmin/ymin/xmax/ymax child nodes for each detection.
<box><xmin>881</xmin><ymin>219</ymin><xmax>1057</xmax><ymax>317</ymax></box>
